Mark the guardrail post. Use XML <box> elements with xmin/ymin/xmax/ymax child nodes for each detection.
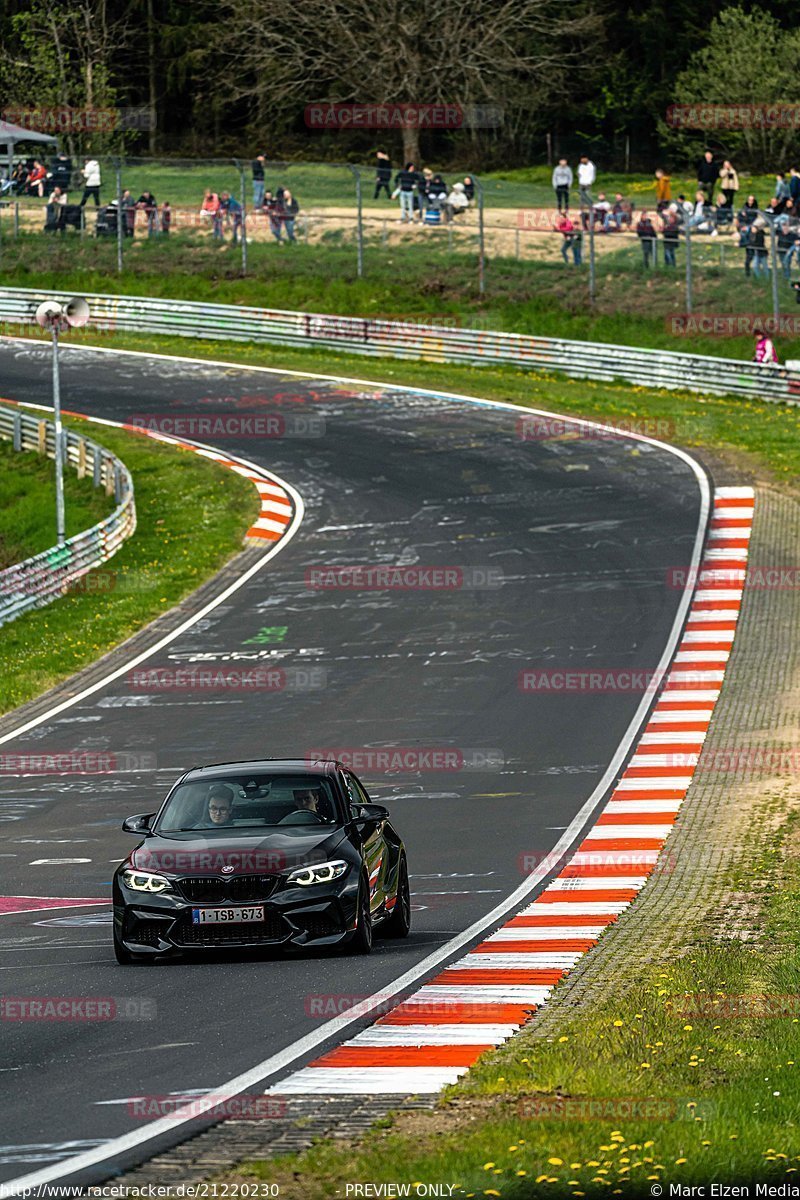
<box><xmin>12</xmin><ymin>413</ymin><xmax>21</xmax><ymax>451</ymax></box>
<box><xmin>588</xmin><ymin>216</ymin><xmax>596</xmax><ymax>303</ymax></box>
<box><xmin>115</xmin><ymin>159</ymin><xmax>124</xmax><ymax>274</ymax></box>
<box><xmin>768</xmin><ymin>215</ymin><xmax>779</xmax><ymax>322</ymax></box>
<box><xmin>77</xmin><ymin>438</ymin><xmax>87</xmax><ymax>479</ymax></box>
<box><xmin>37</xmin><ymin>420</ymin><xmax>47</xmax><ymax>455</ymax></box>
<box><xmin>114</xmin><ymin>464</ymin><xmax>123</xmax><ymax>503</ymax></box>
<box><xmin>347</xmin><ymin>166</ymin><xmax>364</xmax><ymax>278</ymax></box>
<box><xmin>104</xmin><ymin>457</ymin><xmax>114</xmax><ymax>497</ymax></box>
<box><xmin>685</xmin><ymin>222</ymin><xmax>693</xmax><ymax>315</ymax></box>
<box><xmin>93</xmin><ymin>451</ymin><xmax>102</xmax><ymax>488</ymax></box>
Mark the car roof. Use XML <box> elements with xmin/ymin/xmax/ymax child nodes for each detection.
<box><xmin>181</xmin><ymin>759</ymin><xmax>343</xmax><ymax>782</ymax></box>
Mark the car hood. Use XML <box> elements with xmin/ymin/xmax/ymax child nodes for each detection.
<box><xmin>128</xmin><ymin>828</ymin><xmax>347</xmax><ymax>875</ymax></box>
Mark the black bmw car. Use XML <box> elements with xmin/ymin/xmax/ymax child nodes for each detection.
<box><xmin>112</xmin><ymin>758</ymin><xmax>410</xmax><ymax>963</ymax></box>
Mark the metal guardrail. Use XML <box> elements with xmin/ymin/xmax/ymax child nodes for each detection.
<box><xmin>0</xmin><ymin>403</ymin><xmax>137</xmax><ymax>626</ymax></box>
<box><xmin>0</xmin><ymin>286</ymin><xmax>798</xmax><ymax>405</ymax></box>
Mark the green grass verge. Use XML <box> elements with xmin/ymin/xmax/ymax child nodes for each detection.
<box><xmin>3</xmin><ymin>233</ymin><xmax>799</xmax><ymax>361</ymax></box>
<box><xmin>0</xmin><ymin>413</ymin><xmax>259</xmax><ymax>715</ymax></box>
<box><xmin>0</xmin><ymin>438</ymin><xmax>114</xmax><ymax>569</ymax></box>
<box><xmin>213</xmin><ymin>815</ymin><xmax>800</xmax><ymax>1197</ymax></box>
<box><xmin>7</xmin><ymin>163</ymin><xmax>788</xmax><ymax>211</ymax></box>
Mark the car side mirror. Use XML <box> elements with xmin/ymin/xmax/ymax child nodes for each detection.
<box><xmin>122</xmin><ymin>813</ymin><xmax>155</xmax><ymax>835</ymax></box>
<box><xmin>353</xmin><ymin>802</ymin><xmax>389</xmax><ymax>836</ymax></box>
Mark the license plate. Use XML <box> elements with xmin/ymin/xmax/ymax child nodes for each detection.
<box><xmin>191</xmin><ymin>906</ymin><xmax>265</xmax><ymax>925</ymax></box>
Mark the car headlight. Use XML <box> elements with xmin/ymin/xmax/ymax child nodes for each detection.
<box><xmin>287</xmin><ymin>859</ymin><xmax>349</xmax><ymax>887</ymax></box>
<box><xmin>121</xmin><ymin>869</ymin><xmax>173</xmax><ymax>894</ymax></box>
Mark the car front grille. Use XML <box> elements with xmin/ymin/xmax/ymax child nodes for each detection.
<box><xmin>294</xmin><ymin>913</ymin><xmax>341</xmax><ymax>938</ymax></box>
<box><xmin>129</xmin><ymin>919</ymin><xmax>167</xmax><ymax>947</ymax></box>
<box><xmin>173</xmin><ymin>912</ymin><xmax>287</xmax><ymax>947</ymax></box>
<box><xmin>177</xmin><ymin>875</ymin><xmax>281</xmax><ymax>904</ymax></box>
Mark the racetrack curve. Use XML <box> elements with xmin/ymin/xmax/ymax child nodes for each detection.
<box><xmin>0</xmin><ymin>342</ymin><xmax>707</xmax><ymax>1189</ymax></box>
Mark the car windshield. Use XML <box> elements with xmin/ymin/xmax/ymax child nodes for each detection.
<box><xmin>156</xmin><ymin>773</ymin><xmax>340</xmax><ymax>832</ymax></box>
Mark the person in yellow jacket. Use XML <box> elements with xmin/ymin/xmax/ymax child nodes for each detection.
<box><xmin>654</xmin><ymin>167</ymin><xmax>671</xmax><ymax>213</ymax></box>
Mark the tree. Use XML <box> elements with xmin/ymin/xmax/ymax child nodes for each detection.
<box><xmin>216</xmin><ymin>0</ymin><xmax>601</xmax><ymax>165</ymax></box>
<box><xmin>665</xmin><ymin>7</ymin><xmax>800</xmax><ymax>170</ymax></box>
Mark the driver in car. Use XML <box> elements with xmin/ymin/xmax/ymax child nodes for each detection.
<box><xmin>205</xmin><ymin>783</ymin><xmax>235</xmax><ymax>826</ymax></box>
<box><xmin>278</xmin><ymin>788</ymin><xmax>324</xmax><ymax>824</ymax></box>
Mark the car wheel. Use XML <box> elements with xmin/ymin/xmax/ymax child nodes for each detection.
<box><xmin>382</xmin><ymin>855</ymin><xmax>411</xmax><ymax>938</ymax></box>
<box><xmin>347</xmin><ymin>877</ymin><xmax>373</xmax><ymax>955</ymax></box>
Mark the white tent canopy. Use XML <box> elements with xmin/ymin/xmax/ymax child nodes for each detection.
<box><xmin>0</xmin><ymin>119</ymin><xmax>59</xmax><ymax>176</ymax></box>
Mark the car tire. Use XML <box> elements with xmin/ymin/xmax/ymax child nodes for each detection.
<box><xmin>347</xmin><ymin>877</ymin><xmax>373</xmax><ymax>955</ymax></box>
<box><xmin>382</xmin><ymin>855</ymin><xmax>411</xmax><ymax>938</ymax></box>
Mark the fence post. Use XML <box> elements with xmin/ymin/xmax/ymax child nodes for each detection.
<box><xmin>685</xmin><ymin>222</ymin><xmax>693</xmax><ymax>315</ymax></box>
<box><xmin>588</xmin><ymin>216</ymin><xmax>596</xmax><ymax>303</ymax></box>
<box><xmin>115</xmin><ymin>159</ymin><xmax>124</xmax><ymax>274</ymax></box>
<box><xmin>348</xmin><ymin>165</ymin><xmax>364</xmax><ymax>278</ymax></box>
<box><xmin>768</xmin><ymin>215</ymin><xmax>779</xmax><ymax>322</ymax></box>
<box><xmin>14</xmin><ymin>202</ymin><xmax>19</xmax><ymax>237</ymax></box>
<box><xmin>234</xmin><ymin>161</ymin><xmax>248</xmax><ymax>276</ymax></box>
<box><xmin>475</xmin><ymin>177</ymin><xmax>486</xmax><ymax>295</ymax></box>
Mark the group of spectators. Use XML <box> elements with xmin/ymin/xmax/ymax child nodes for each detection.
<box><xmin>551</xmin><ymin>151</ymin><xmax>800</xmax><ymax>279</ymax></box>
<box><xmin>374</xmin><ymin>153</ymin><xmax>475</xmax><ymax>223</ymax></box>
<box><xmin>251</xmin><ymin>156</ymin><xmax>302</xmax><ymax>241</ymax></box>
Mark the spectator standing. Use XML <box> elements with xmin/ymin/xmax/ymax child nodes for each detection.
<box><xmin>281</xmin><ymin>189</ymin><xmax>299</xmax><ymax>241</ymax></box>
<box><xmin>552</xmin><ymin>158</ymin><xmax>572</xmax><ymax>214</ymax></box>
<box><xmin>136</xmin><ymin>191</ymin><xmax>158</xmax><ymax>237</ymax></box>
<box><xmin>555</xmin><ymin>213</ymin><xmax>581</xmax><ymax>264</ymax></box>
<box><xmin>753</xmin><ymin>329</ymin><xmax>778</xmax><ymax>363</ymax></box>
<box><xmin>776</xmin><ymin>173</ymin><xmax>791</xmax><ymax>205</ymax></box>
<box><xmin>252</xmin><ymin>155</ymin><xmax>266</xmax><ymax>209</ymax></box>
<box><xmin>697</xmin><ymin>149</ymin><xmax>718</xmax><ymax>200</ymax></box>
<box><xmin>120</xmin><ymin>189</ymin><xmax>136</xmax><ymax>237</ymax></box>
<box><xmin>374</xmin><ymin>151</ymin><xmax>392</xmax><ymax>200</ymax></box>
<box><xmin>220</xmin><ymin>191</ymin><xmax>243</xmax><ymax>243</ymax></box>
<box><xmin>751</xmin><ymin>217</ymin><xmax>768</xmax><ymax>279</ymax></box>
<box><xmin>777</xmin><ymin>204</ymin><xmax>799</xmax><ymax>278</ymax></box>
<box><xmin>578</xmin><ymin>155</ymin><xmax>595</xmax><ymax>213</ymax></box>
<box><xmin>161</xmin><ymin>201</ymin><xmax>172</xmax><ymax>236</ymax></box>
<box><xmin>636</xmin><ymin>212</ymin><xmax>657</xmax><ymax>267</ymax></box>
<box><xmin>789</xmin><ymin>167</ymin><xmax>800</xmax><ymax>207</ymax></box>
<box><xmin>80</xmin><ymin>158</ymin><xmax>101</xmax><ymax>206</ymax></box>
<box><xmin>654</xmin><ymin>168</ymin><xmax>671</xmax><ymax>213</ymax></box>
<box><xmin>663</xmin><ymin>213</ymin><xmax>680</xmax><ymax>266</ymax></box>
<box><xmin>718</xmin><ymin>160</ymin><xmax>739</xmax><ymax>209</ymax></box>
<box><xmin>394</xmin><ymin>162</ymin><xmax>418</xmax><ymax>223</ymax></box>
<box><xmin>736</xmin><ymin>195</ymin><xmax>759</xmax><ymax>277</ymax></box>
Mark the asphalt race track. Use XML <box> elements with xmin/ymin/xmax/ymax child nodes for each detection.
<box><xmin>0</xmin><ymin>342</ymin><xmax>706</xmax><ymax>1188</ymax></box>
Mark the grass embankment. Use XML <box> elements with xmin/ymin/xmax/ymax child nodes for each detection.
<box><xmin>0</xmin><ymin>438</ymin><xmax>114</xmax><ymax>569</ymax></box>
<box><xmin>0</xmin><ymin>414</ymin><xmax>259</xmax><ymax>715</ymax></box>
<box><xmin>227</xmin><ymin>820</ymin><xmax>800</xmax><ymax>1195</ymax></box>
<box><xmin>6</xmin><ymin>163</ymin><xmax>788</xmax><ymax>211</ymax></box>
<box><xmin>3</xmin><ymin>240</ymin><xmax>800</xmax><ymax>360</ymax></box>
